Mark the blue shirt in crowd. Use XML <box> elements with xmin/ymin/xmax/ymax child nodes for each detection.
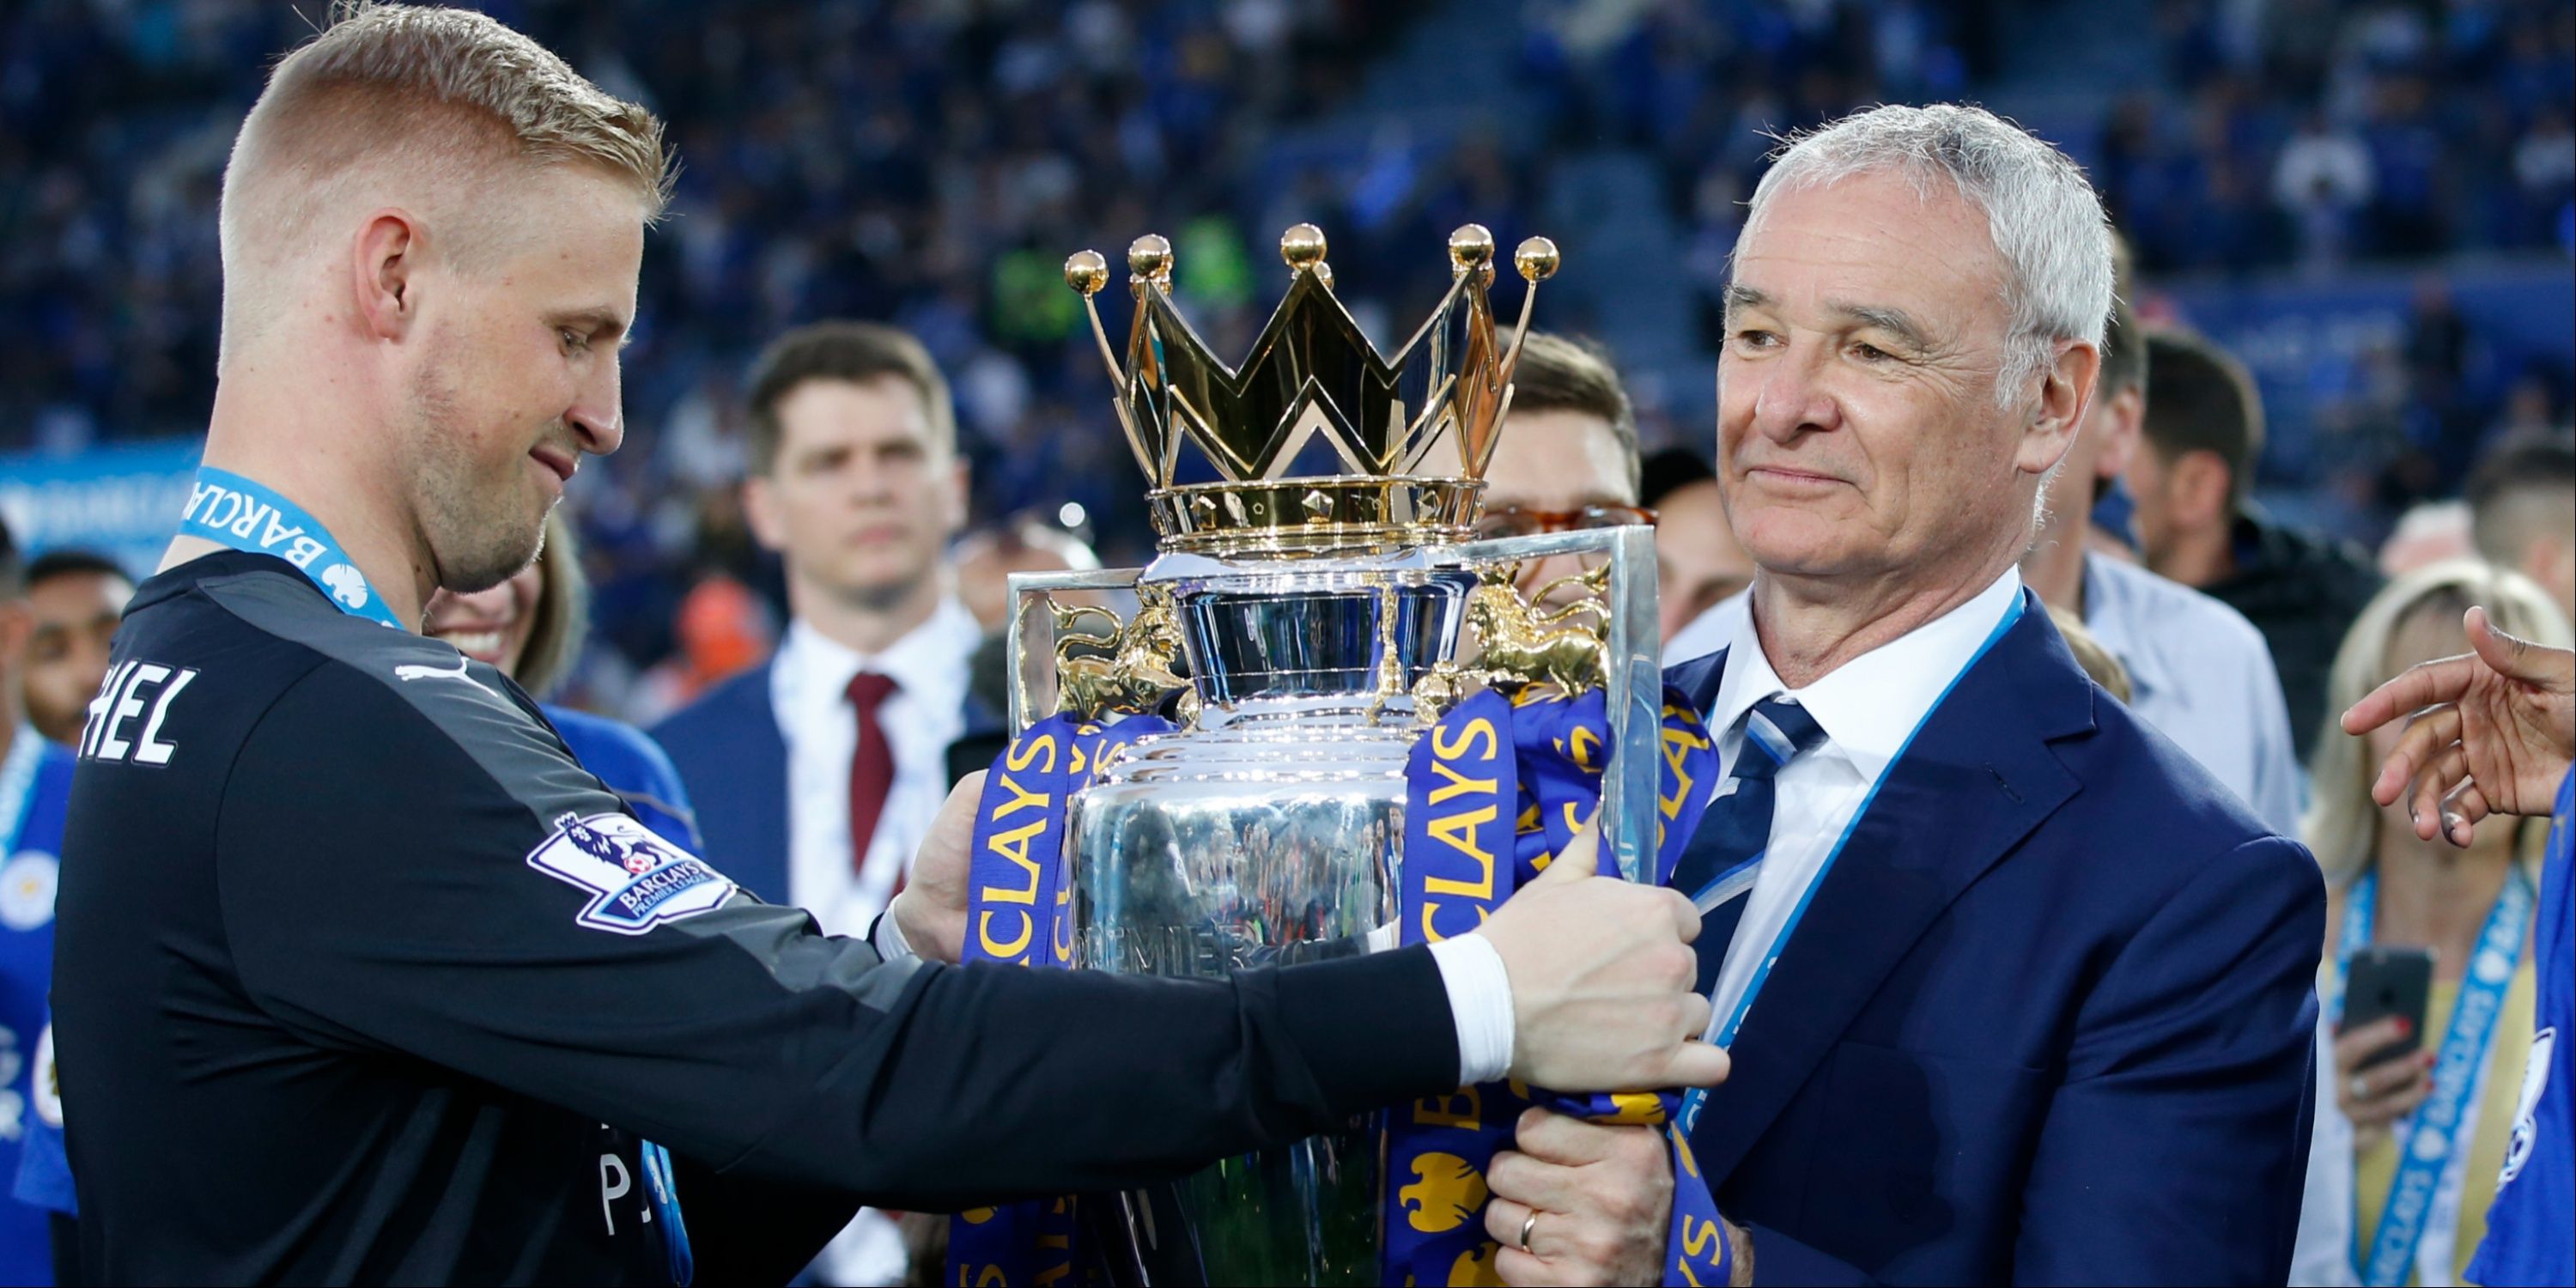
<box><xmin>2467</xmin><ymin>767</ymin><xmax>2575</xmax><ymax>1287</ymax></box>
<box><xmin>545</xmin><ymin>705</ymin><xmax>702</xmax><ymax>853</ymax></box>
<box><xmin>2078</xmin><ymin>555</ymin><xmax>2307</xmax><ymax>837</ymax></box>
<box><xmin>2</xmin><ymin>730</ymin><xmax>76</xmax><ymax>1283</ymax></box>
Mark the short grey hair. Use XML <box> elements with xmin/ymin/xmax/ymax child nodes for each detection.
<box><xmin>1747</xmin><ymin>104</ymin><xmax>2113</xmax><ymax>405</ymax></box>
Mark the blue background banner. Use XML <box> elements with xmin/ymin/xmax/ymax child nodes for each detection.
<box><xmin>0</xmin><ymin>442</ymin><xmax>199</xmax><ymax>575</ymax></box>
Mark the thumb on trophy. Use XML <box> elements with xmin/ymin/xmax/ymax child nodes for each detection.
<box><xmin>1526</xmin><ymin>819</ymin><xmax>1698</xmax><ymax>944</ymax></box>
<box><xmin>889</xmin><ymin>771</ymin><xmax>982</xmax><ymax>964</ymax></box>
<box><xmin>1528</xmin><ymin>823</ymin><xmax>1601</xmax><ymax>887</ymax></box>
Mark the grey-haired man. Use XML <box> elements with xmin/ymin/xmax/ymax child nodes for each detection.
<box><xmin>1482</xmin><ymin>105</ymin><xmax>2320</xmax><ymax>1286</ymax></box>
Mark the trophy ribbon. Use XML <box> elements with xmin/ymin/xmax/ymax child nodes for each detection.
<box><xmin>1387</xmin><ymin>685</ymin><xmax>1729</xmax><ymax>1287</ymax></box>
<box><xmin>948</xmin><ymin>711</ymin><xmax>1175</xmax><ymax>1288</ymax></box>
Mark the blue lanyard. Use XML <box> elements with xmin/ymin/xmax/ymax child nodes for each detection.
<box><xmin>2337</xmin><ymin>865</ymin><xmax>2533</xmax><ymax>1286</ymax></box>
<box><xmin>176</xmin><ymin>467</ymin><xmax>407</xmax><ymax>630</ymax></box>
<box><xmin>638</xmin><ymin>1141</ymin><xmax>693</xmax><ymax>1285</ymax></box>
<box><xmin>0</xmin><ymin>726</ymin><xmax>40</xmax><ymax>858</ymax></box>
<box><xmin>1678</xmin><ymin>591</ymin><xmax>2025</xmax><ymax>1135</ymax></box>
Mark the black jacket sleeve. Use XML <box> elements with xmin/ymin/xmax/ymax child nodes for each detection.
<box><xmin>214</xmin><ymin>661</ymin><xmax>1460</xmax><ymax>1210</ymax></box>
<box><xmin>667</xmin><ymin>1157</ymin><xmax>866</xmax><ymax>1285</ymax></box>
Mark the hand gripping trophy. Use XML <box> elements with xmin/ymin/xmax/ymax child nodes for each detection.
<box><xmin>951</xmin><ymin>224</ymin><xmax>1725</xmax><ymax>1286</ymax></box>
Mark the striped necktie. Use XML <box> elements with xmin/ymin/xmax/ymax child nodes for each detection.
<box><xmin>1671</xmin><ymin>695</ymin><xmax>1829</xmax><ymax>915</ymax></box>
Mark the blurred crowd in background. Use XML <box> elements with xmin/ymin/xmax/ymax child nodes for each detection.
<box><xmin>1</xmin><ymin>0</ymin><xmax>2570</xmax><ymax>721</ymax></box>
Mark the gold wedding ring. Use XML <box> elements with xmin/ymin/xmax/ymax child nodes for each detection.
<box><xmin>1518</xmin><ymin>1210</ymin><xmax>1538</xmax><ymax>1253</ymax></box>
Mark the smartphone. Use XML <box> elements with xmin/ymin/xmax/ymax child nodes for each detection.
<box><xmin>2341</xmin><ymin>945</ymin><xmax>2434</xmax><ymax>1072</ymax></box>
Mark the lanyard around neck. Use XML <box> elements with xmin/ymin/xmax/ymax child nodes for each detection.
<box><xmin>2337</xmin><ymin>862</ymin><xmax>2535</xmax><ymax>1286</ymax></box>
<box><xmin>177</xmin><ymin>467</ymin><xmax>407</xmax><ymax>630</ymax></box>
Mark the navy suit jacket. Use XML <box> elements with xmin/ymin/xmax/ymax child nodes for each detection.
<box><xmin>1665</xmin><ymin>592</ymin><xmax>2324</xmax><ymax>1285</ymax></box>
<box><xmin>650</xmin><ymin>662</ymin><xmax>795</xmax><ymax>906</ymax></box>
<box><xmin>650</xmin><ymin>661</ymin><xmax>1002</xmax><ymax>909</ymax></box>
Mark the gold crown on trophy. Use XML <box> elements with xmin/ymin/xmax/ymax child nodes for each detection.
<box><xmin>1064</xmin><ymin>222</ymin><xmax>1558</xmax><ymax>556</ymax></box>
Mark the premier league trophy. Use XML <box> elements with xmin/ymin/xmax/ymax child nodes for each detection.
<box><xmin>965</xmin><ymin>222</ymin><xmax>1679</xmax><ymax>1286</ymax></box>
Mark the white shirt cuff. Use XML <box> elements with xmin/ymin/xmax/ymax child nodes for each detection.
<box><xmin>870</xmin><ymin>910</ymin><xmax>916</xmax><ymax>962</ymax></box>
<box><xmin>1425</xmin><ymin>933</ymin><xmax>1516</xmax><ymax>1086</ymax></box>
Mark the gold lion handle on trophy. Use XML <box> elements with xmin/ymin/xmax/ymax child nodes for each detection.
<box><xmin>1414</xmin><ymin>564</ymin><xmax>1613</xmax><ymax>715</ymax></box>
<box><xmin>1048</xmin><ymin>593</ymin><xmax>1197</xmax><ymax>722</ymax></box>
<box><xmin>1468</xmin><ymin>566</ymin><xmax>1611</xmax><ymax>696</ymax></box>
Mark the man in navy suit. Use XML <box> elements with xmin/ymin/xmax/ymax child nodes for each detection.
<box><xmin>1478</xmin><ymin>104</ymin><xmax>2324</xmax><ymax>1285</ymax></box>
<box><xmin>650</xmin><ymin>321</ymin><xmax>990</xmax><ymax>1284</ymax></box>
<box><xmin>654</xmin><ymin>322</ymin><xmax>987</xmax><ymax>921</ymax></box>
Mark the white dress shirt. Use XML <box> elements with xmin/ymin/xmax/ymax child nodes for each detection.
<box><xmin>770</xmin><ymin>599</ymin><xmax>982</xmax><ymax>942</ymax></box>
<box><xmin>1680</xmin><ymin>558</ymin><xmax>2308</xmax><ymax>840</ymax></box>
<box><xmin>769</xmin><ymin>599</ymin><xmax>979</xmax><ymax>1288</ymax></box>
<box><xmin>1701</xmin><ymin>568</ymin><xmax>2024</xmax><ymax>1038</ymax></box>
<box><xmin>1666</xmin><ymin>592</ymin><xmax>1745</xmax><ymax>667</ymax></box>
<box><xmin>2080</xmin><ymin>555</ymin><xmax>2306</xmax><ymax>837</ymax></box>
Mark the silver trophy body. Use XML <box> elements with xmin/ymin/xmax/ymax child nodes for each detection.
<box><xmin>1005</xmin><ymin>531</ymin><xmax>1660</xmax><ymax>1285</ymax></box>
<box><xmin>1010</xmin><ymin>222</ymin><xmax>1660</xmax><ymax>1284</ymax></box>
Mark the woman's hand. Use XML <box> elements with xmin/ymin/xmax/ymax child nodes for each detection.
<box><xmin>2330</xmin><ymin>1016</ymin><xmax>2434</xmax><ymax>1150</ymax></box>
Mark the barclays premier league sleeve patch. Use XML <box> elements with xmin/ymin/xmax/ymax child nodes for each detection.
<box><xmin>526</xmin><ymin>813</ymin><xmax>735</xmax><ymax>935</ymax></box>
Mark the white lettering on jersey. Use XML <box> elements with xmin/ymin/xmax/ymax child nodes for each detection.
<box><xmin>133</xmin><ymin>667</ymin><xmax>197</xmax><ymax>765</ymax></box>
<box><xmin>92</xmin><ymin>663</ymin><xmax>160</xmax><ymax>760</ymax></box>
<box><xmin>80</xmin><ymin>661</ymin><xmax>200</xmax><ymax>766</ymax></box>
<box><xmin>599</xmin><ymin>1151</ymin><xmax>632</xmax><ymax>1236</ymax></box>
<box><xmin>80</xmin><ymin>660</ymin><xmax>134</xmax><ymax>759</ymax></box>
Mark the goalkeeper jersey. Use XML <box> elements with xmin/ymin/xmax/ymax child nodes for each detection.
<box><xmin>55</xmin><ymin>550</ymin><xmax>1457</xmax><ymax>1285</ymax></box>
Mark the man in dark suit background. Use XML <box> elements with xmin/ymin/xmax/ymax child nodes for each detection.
<box><xmin>650</xmin><ymin>320</ymin><xmax>990</xmax><ymax>1284</ymax></box>
<box><xmin>1478</xmin><ymin>104</ymin><xmax>2324</xmax><ymax>1285</ymax></box>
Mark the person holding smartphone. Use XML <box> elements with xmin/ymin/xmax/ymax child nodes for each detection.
<box><xmin>2291</xmin><ymin>561</ymin><xmax>2571</xmax><ymax>1285</ymax></box>
<box><xmin>2343</xmin><ymin>568</ymin><xmax>2575</xmax><ymax>1288</ymax></box>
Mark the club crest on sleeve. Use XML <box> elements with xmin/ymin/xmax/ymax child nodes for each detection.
<box><xmin>526</xmin><ymin>812</ymin><xmax>733</xmax><ymax>935</ymax></box>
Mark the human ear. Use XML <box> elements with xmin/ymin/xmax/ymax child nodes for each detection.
<box><xmin>351</xmin><ymin>209</ymin><xmax>427</xmax><ymax>341</ymax></box>
<box><xmin>0</xmin><ymin>602</ymin><xmax>30</xmax><ymax>670</ymax></box>
<box><xmin>2171</xmin><ymin>451</ymin><xmax>2233</xmax><ymax>529</ymax></box>
<box><xmin>741</xmin><ymin>475</ymin><xmax>789</xmax><ymax>555</ymax></box>
<box><xmin>2017</xmin><ymin>340</ymin><xmax>2101</xmax><ymax>477</ymax></box>
<box><xmin>941</xmin><ymin>456</ymin><xmax>971</xmax><ymax>539</ymax></box>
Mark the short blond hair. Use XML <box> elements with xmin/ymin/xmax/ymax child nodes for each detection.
<box><xmin>219</xmin><ymin>3</ymin><xmax>671</xmax><ymax>346</ymax></box>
